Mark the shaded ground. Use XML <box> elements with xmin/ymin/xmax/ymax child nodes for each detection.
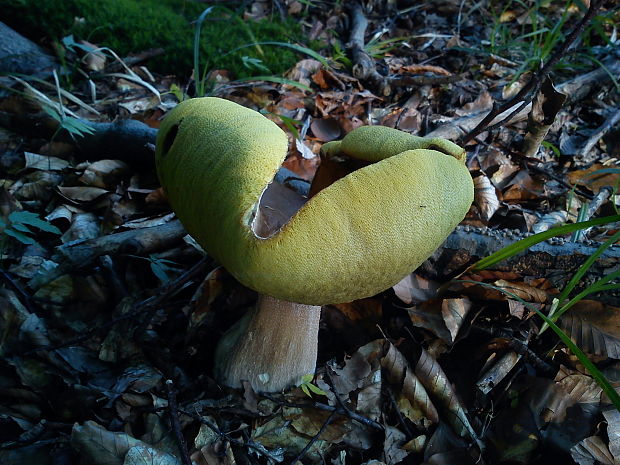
<box><xmin>1</xmin><ymin>1</ymin><xmax>619</xmax><ymax>464</ymax></box>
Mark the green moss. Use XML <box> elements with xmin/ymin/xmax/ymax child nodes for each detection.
<box><xmin>2</xmin><ymin>0</ymin><xmax>304</xmax><ymax>77</ymax></box>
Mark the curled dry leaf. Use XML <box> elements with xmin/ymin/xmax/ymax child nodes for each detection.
<box><xmin>502</xmin><ymin>170</ymin><xmax>545</xmax><ymax>202</ymax></box>
<box><xmin>493</xmin><ymin>279</ymin><xmax>549</xmax><ymax>304</ymax></box>
<box><xmin>477</xmin><ymin>351</ymin><xmax>522</xmax><ymax>395</ymax></box>
<box><xmin>71</xmin><ymin>420</ymin><xmax>147</xmax><ymax>465</ymax></box>
<box><xmin>393</xmin><ymin>273</ymin><xmax>439</xmax><ymax>305</ymax></box>
<box><xmin>381</xmin><ymin>342</ymin><xmax>439</xmax><ymax>428</ymax></box>
<box><xmin>124</xmin><ymin>445</ymin><xmax>181</xmax><ymax>465</ymax></box>
<box><xmin>79</xmin><ymin>160</ymin><xmax>130</xmax><ymax>189</ymax></box>
<box><xmin>454</xmin><ymin>91</ymin><xmax>493</xmax><ymax>117</ymax></box>
<box><xmin>474</xmin><ymin>174</ymin><xmax>500</xmax><ymax>221</ymax></box>
<box><xmin>477</xmin><ymin>148</ymin><xmax>520</xmax><ymax>190</ymax></box>
<box><xmin>441</xmin><ymin>298</ymin><xmax>471</xmax><ymax>343</ymax></box>
<box><xmin>407</xmin><ymin>301</ymin><xmax>452</xmax><ymax>342</ymax></box>
<box><xmin>383</xmin><ymin>426</ymin><xmax>410</xmax><ymax>465</ymax></box>
<box><xmin>415</xmin><ymin>348</ymin><xmax>477</xmax><ymax>439</ymax></box>
<box><xmin>310</xmin><ymin>118</ymin><xmax>342</xmax><ymax>142</ymax></box>
<box><xmin>61</xmin><ymin>212</ymin><xmax>100</xmax><ymax>243</ymax></box>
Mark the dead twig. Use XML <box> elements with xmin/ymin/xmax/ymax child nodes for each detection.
<box><xmin>347</xmin><ymin>2</ymin><xmax>390</xmax><ymax>95</ymax></box>
<box><xmin>261</xmin><ymin>393</ymin><xmax>384</xmax><ymax>431</ymax></box>
<box><xmin>289</xmin><ymin>409</ymin><xmax>338</xmax><ymax>465</ymax></box>
<box><xmin>178</xmin><ymin>407</ymin><xmax>284</xmax><ymax>462</ymax></box>
<box><xmin>165</xmin><ymin>380</ymin><xmax>193</xmax><ymax>465</ymax></box>
<box><xmin>460</xmin><ymin>0</ymin><xmax>603</xmax><ymax>144</ymax></box>
<box><xmin>580</xmin><ymin>107</ymin><xmax>620</xmax><ymax>156</ymax></box>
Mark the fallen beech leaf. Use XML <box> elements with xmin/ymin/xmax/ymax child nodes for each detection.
<box><xmin>24</xmin><ymin>152</ymin><xmax>70</xmax><ymax>171</ymax></box>
<box><xmin>474</xmin><ymin>174</ymin><xmax>500</xmax><ymax>221</ymax></box>
<box><xmin>455</xmin><ymin>92</ymin><xmax>493</xmax><ymax>116</ymax></box>
<box><xmin>382</xmin><ymin>342</ymin><xmax>439</xmax><ymax>427</ymax></box>
<box><xmin>57</xmin><ymin>186</ymin><xmax>110</xmax><ymax>203</ymax></box>
<box><xmin>393</xmin><ymin>273</ymin><xmax>439</xmax><ymax>305</ymax></box>
<box><xmin>604</xmin><ymin>408</ymin><xmax>620</xmax><ymax>458</ymax></box>
<box><xmin>502</xmin><ymin>170</ymin><xmax>545</xmax><ymax>201</ymax></box>
<box><xmin>493</xmin><ymin>279</ymin><xmax>549</xmax><ymax>303</ymax></box>
<box><xmin>558</xmin><ymin>300</ymin><xmax>620</xmax><ymax>358</ymax></box>
<box><xmin>442</xmin><ymin>298</ymin><xmax>471</xmax><ymax>343</ymax></box>
<box><xmin>568</xmin><ymin>164</ymin><xmax>620</xmax><ymax>191</ymax></box>
<box><xmin>570</xmin><ymin>435</ymin><xmax>615</xmax><ymax>465</ymax></box>
<box><xmin>384</xmin><ymin>426</ymin><xmax>410</xmax><ymax>465</ymax></box>
<box><xmin>407</xmin><ymin>301</ymin><xmax>452</xmax><ymax>342</ymax></box>
<box><xmin>415</xmin><ymin>348</ymin><xmax>477</xmax><ymax>439</ymax></box>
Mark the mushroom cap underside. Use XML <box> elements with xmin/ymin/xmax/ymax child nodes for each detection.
<box><xmin>156</xmin><ymin>97</ymin><xmax>474</xmax><ymax>305</ymax></box>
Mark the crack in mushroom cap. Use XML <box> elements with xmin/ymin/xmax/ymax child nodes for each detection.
<box><xmin>156</xmin><ymin>97</ymin><xmax>474</xmax><ymax>305</ymax></box>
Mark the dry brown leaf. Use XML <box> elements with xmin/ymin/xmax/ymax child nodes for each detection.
<box><xmin>383</xmin><ymin>426</ymin><xmax>410</xmax><ymax>465</ymax></box>
<box><xmin>327</xmin><ymin>349</ymin><xmax>372</xmax><ymax>400</ymax></box>
<box><xmin>455</xmin><ymin>91</ymin><xmax>493</xmax><ymax>117</ymax></box>
<box><xmin>407</xmin><ymin>301</ymin><xmax>452</xmax><ymax>342</ymax></box>
<box><xmin>392</xmin><ymin>273</ymin><xmax>439</xmax><ymax>305</ymax></box>
<box><xmin>478</xmin><ymin>148</ymin><xmax>519</xmax><ymax>190</ymax></box>
<box><xmin>441</xmin><ymin>298</ymin><xmax>471</xmax><ymax>343</ymax></box>
<box><xmin>329</xmin><ymin>298</ymin><xmax>383</xmax><ymax>324</ymax></box>
<box><xmin>570</xmin><ymin>435</ymin><xmax>616</xmax><ymax>465</ymax></box>
<box><xmin>381</xmin><ymin>342</ymin><xmax>439</xmax><ymax>427</ymax></box>
<box><xmin>493</xmin><ymin>279</ymin><xmax>549</xmax><ymax>303</ymax></box>
<box><xmin>474</xmin><ymin>174</ymin><xmax>500</xmax><ymax>221</ymax></box>
<box><xmin>398</xmin><ymin>64</ymin><xmax>451</xmax><ymax>75</ymax></box>
<box><xmin>285</xmin><ymin>59</ymin><xmax>323</xmax><ymax>88</ymax></box>
<box><xmin>415</xmin><ymin>348</ymin><xmax>477</xmax><ymax>439</ymax></box>
<box><xmin>604</xmin><ymin>408</ymin><xmax>620</xmax><ymax>459</ymax></box>
<box><xmin>558</xmin><ymin>301</ymin><xmax>620</xmax><ymax>359</ymax></box>
<box><xmin>60</xmin><ymin>212</ymin><xmax>99</xmax><ymax>243</ymax></box>
<box><xmin>310</xmin><ymin>118</ymin><xmax>342</xmax><ymax>142</ymax></box>
<box><xmin>57</xmin><ymin>186</ymin><xmax>110</xmax><ymax>203</ymax></box>
<box><xmin>568</xmin><ymin>164</ymin><xmax>620</xmax><ymax>191</ymax></box>
<box><xmin>24</xmin><ymin>152</ymin><xmax>70</xmax><ymax>171</ymax></box>
<box><xmin>555</xmin><ymin>366</ymin><xmax>602</xmax><ymax>405</ymax></box>
<box><xmin>502</xmin><ymin>170</ymin><xmax>545</xmax><ymax>201</ymax></box>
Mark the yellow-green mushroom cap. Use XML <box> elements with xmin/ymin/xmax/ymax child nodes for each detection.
<box><xmin>156</xmin><ymin>97</ymin><xmax>474</xmax><ymax>305</ymax></box>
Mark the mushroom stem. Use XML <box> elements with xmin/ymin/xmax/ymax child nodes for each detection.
<box><xmin>214</xmin><ymin>294</ymin><xmax>321</xmax><ymax>392</ymax></box>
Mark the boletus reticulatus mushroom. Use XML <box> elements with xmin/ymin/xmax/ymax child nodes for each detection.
<box><xmin>155</xmin><ymin>97</ymin><xmax>474</xmax><ymax>392</ymax></box>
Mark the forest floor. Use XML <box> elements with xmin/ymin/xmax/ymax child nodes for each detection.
<box><xmin>1</xmin><ymin>1</ymin><xmax>620</xmax><ymax>464</ymax></box>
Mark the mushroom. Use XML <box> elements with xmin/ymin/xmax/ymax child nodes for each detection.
<box><xmin>155</xmin><ymin>97</ymin><xmax>474</xmax><ymax>392</ymax></box>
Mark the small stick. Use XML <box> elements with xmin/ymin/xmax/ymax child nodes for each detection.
<box><xmin>261</xmin><ymin>393</ymin><xmax>384</xmax><ymax>431</ymax></box>
<box><xmin>165</xmin><ymin>380</ymin><xmax>192</xmax><ymax>465</ymax></box>
<box><xmin>288</xmin><ymin>409</ymin><xmax>338</xmax><ymax>465</ymax></box>
<box><xmin>178</xmin><ymin>407</ymin><xmax>284</xmax><ymax>462</ymax></box>
<box><xmin>580</xmin><ymin>108</ymin><xmax>620</xmax><ymax>156</ymax></box>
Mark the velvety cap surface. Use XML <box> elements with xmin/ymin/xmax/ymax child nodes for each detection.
<box><xmin>156</xmin><ymin>97</ymin><xmax>474</xmax><ymax>305</ymax></box>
